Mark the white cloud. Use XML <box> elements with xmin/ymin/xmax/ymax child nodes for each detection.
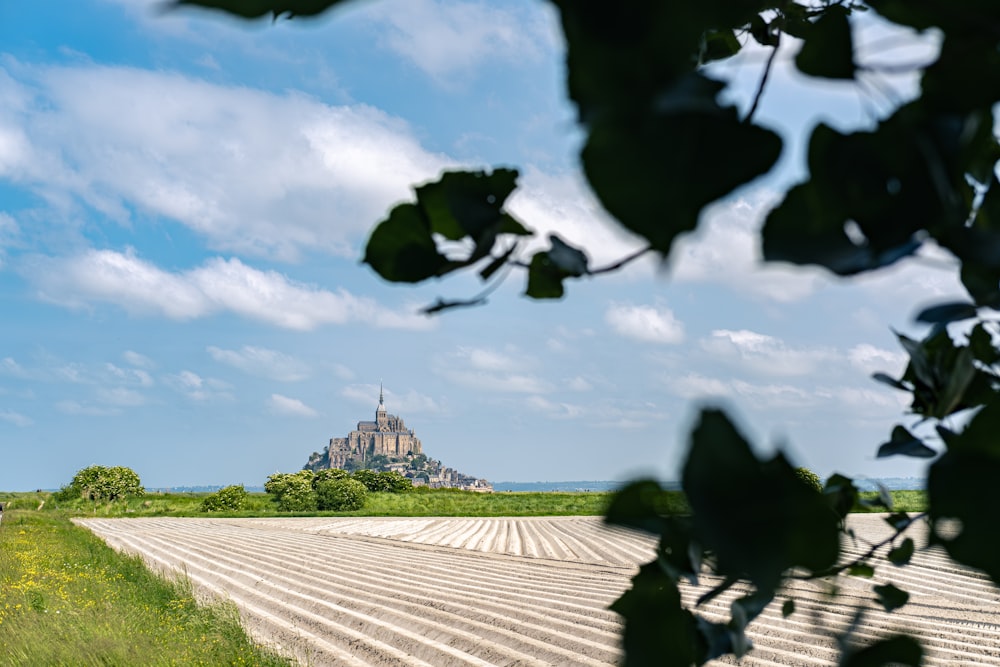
<box><xmin>96</xmin><ymin>386</ymin><xmax>147</xmax><ymax>407</ymax></box>
<box><xmin>605</xmin><ymin>302</ymin><xmax>685</xmax><ymax>345</ymax></box>
<box><xmin>670</xmin><ymin>194</ymin><xmax>830</xmax><ymax>301</ymax></box>
<box><xmin>0</xmin><ymin>410</ymin><xmax>32</xmax><ymax>427</ymax></box>
<box><xmin>847</xmin><ymin>343</ymin><xmax>908</xmax><ymax>375</ymax></box>
<box><xmin>165</xmin><ymin>370</ymin><xmax>232</xmax><ymax>402</ymax></box>
<box><xmin>1</xmin><ymin>61</ymin><xmax>451</xmax><ymax>261</ymax></box>
<box><xmin>56</xmin><ymin>400</ymin><xmax>120</xmax><ymax>417</ymax></box>
<box><xmin>434</xmin><ymin>346</ymin><xmax>551</xmax><ymax>394</ymax></box>
<box><xmin>0</xmin><ymin>357</ymin><xmax>28</xmax><ymax>378</ymax></box>
<box><xmin>268</xmin><ymin>393</ymin><xmax>318</xmax><ymax>418</ymax></box>
<box><xmin>104</xmin><ymin>363</ymin><xmax>154</xmax><ymax>387</ymax></box>
<box><xmin>341</xmin><ymin>384</ymin><xmax>443</xmax><ymax>414</ymax></box>
<box><xmin>700</xmin><ymin>329</ymin><xmax>836</xmax><ymax>377</ymax></box>
<box><xmin>23</xmin><ymin>249</ymin><xmax>432</xmax><ymax>331</ymax></box>
<box><xmin>207</xmin><ymin>345</ymin><xmax>310</xmax><ymax>382</ymax></box>
<box><xmin>524</xmin><ymin>395</ymin><xmax>584</xmax><ymax>419</ymax></box>
<box><xmin>364</xmin><ymin>0</ymin><xmax>551</xmax><ymax>83</ymax></box>
<box><xmin>122</xmin><ymin>350</ymin><xmax>155</xmax><ymax>369</ymax></box>
<box><xmin>566</xmin><ymin>376</ymin><xmax>592</xmax><ymax>392</ymax></box>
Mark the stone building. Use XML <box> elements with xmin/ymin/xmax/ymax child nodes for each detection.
<box><xmin>319</xmin><ymin>385</ymin><xmax>423</xmax><ymax>469</ymax></box>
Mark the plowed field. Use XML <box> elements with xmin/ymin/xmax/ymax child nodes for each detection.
<box><xmin>76</xmin><ymin>515</ymin><xmax>1000</xmax><ymax>666</ymax></box>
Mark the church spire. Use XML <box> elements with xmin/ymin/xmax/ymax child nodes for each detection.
<box><xmin>379</xmin><ymin>381</ymin><xmax>384</xmax><ymax>406</ymax></box>
<box><xmin>377</xmin><ymin>381</ymin><xmax>386</xmax><ymax>417</ymax></box>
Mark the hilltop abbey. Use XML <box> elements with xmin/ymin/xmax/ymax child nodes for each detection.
<box><xmin>304</xmin><ymin>386</ymin><xmax>492</xmax><ymax>491</ymax></box>
<box><xmin>324</xmin><ymin>385</ymin><xmax>422</xmax><ymax>468</ymax></box>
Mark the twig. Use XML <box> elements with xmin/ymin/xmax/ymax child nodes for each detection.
<box><xmin>745</xmin><ymin>33</ymin><xmax>781</xmax><ymax>124</ymax></box>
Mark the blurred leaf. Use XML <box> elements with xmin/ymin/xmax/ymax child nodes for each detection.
<box><xmin>583</xmin><ymin>76</ymin><xmax>781</xmax><ymax>257</ymax></box>
<box><xmin>914</xmin><ymin>302</ymin><xmax>979</xmax><ymax>324</ymax></box>
<box><xmin>884</xmin><ymin>512</ymin><xmax>912</xmax><ymax>530</ymax></box>
<box><xmin>848</xmin><ymin>564</ymin><xmax>875</xmax><ymax>578</ymax></box>
<box><xmin>824</xmin><ymin>474</ymin><xmax>860</xmax><ymax>521</ymax></box>
<box><xmin>605</xmin><ymin>479</ymin><xmax>669</xmax><ymax>534</ymax></box>
<box><xmin>749</xmin><ymin>14</ymin><xmax>779</xmax><ymax>47</ymax></box>
<box><xmin>873</xmin><ymin>583</ymin><xmax>910</xmax><ymax>612</ymax></box>
<box><xmin>871</xmin><ymin>372</ymin><xmax>909</xmax><ymax>392</ymax></box>
<box><xmin>701</xmin><ymin>30</ymin><xmax>741</xmax><ymax>63</ymax></box>
<box><xmin>839</xmin><ymin>634</ymin><xmax>922</xmax><ymax>667</ymax></box>
<box><xmin>928</xmin><ymin>448</ymin><xmax>1000</xmax><ymax>584</ymax></box>
<box><xmin>877</xmin><ymin>425</ymin><xmax>936</xmax><ymax>459</ymax></box>
<box><xmin>611</xmin><ymin>562</ymin><xmax>705</xmax><ymax>667</ymax></box>
<box><xmin>794</xmin><ymin>5</ymin><xmax>856</xmax><ymax>80</ymax></box>
<box><xmin>781</xmin><ymin>599</ymin><xmax>795</xmax><ymax>618</ymax></box>
<box><xmin>524</xmin><ymin>235</ymin><xmax>589</xmax><ymax>299</ymax></box>
<box><xmin>682</xmin><ymin>408</ymin><xmax>840</xmax><ymax>596</ymax></box>
<box><xmin>168</xmin><ymin>0</ymin><xmax>345</xmax><ymax>19</ymax></box>
<box><xmin>363</xmin><ymin>203</ymin><xmax>453</xmax><ymax>283</ymax></box>
<box><xmin>888</xmin><ymin>538</ymin><xmax>915</xmax><ymax>566</ymax></box>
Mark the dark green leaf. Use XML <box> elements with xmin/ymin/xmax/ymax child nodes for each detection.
<box><xmin>928</xmin><ymin>448</ymin><xmax>1000</xmax><ymax>584</ymax></box>
<box><xmin>871</xmin><ymin>372</ymin><xmax>909</xmax><ymax>392</ymax></box>
<box><xmin>478</xmin><ymin>245</ymin><xmax>517</xmax><ymax>282</ymax></box>
<box><xmin>840</xmin><ymin>634</ymin><xmax>922</xmax><ymax>667</ymax></box>
<box><xmin>682</xmin><ymin>409</ymin><xmax>840</xmax><ymax>596</ymax></box>
<box><xmin>877</xmin><ymin>425</ymin><xmax>936</xmax><ymax>459</ymax></box>
<box><xmin>611</xmin><ymin>562</ymin><xmax>705</xmax><ymax>667</ymax></box>
<box><xmin>604</xmin><ymin>479</ymin><xmax>668</xmax><ymax>534</ymax></box>
<box><xmin>848</xmin><ymin>564</ymin><xmax>875</xmax><ymax>578</ymax></box>
<box><xmin>583</xmin><ymin>79</ymin><xmax>781</xmax><ymax>257</ymax></box>
<box><xmin>363</xmin><ymin>203</ymin><xmax>452</xmax><ymax>283</ymax></box>
<box><xmin>823</xmin><ymin>474</ymin><xmax>859</xmax><ymax>520</ymax></box>
<box><xmin>794</xmin><ymin>5</ymin><xmax>856</xmax><ymax>80</ymax></box>
<box><xmin>888</xmin><ymin>538</ymin><xmax>915</xmax><ymax>566</ymax></box>
<box><xmin>884</xmin><ymin>512</ymin><xmax>912</xmax><ymax>531</ymax></box>
<box><xmin>524</xmin><ymin>235</ymin><xmax>589</xmax><ymax>300</ymax></box>
<box><xmin>168</xmin><ymin>0</ymin><xmax>344</xmax><ymax>19</ymax></box>
<box><xmin>701</xmin><ymin>30</ymin><xmax>741</xmax><ymax>64</ymax></box>
<box><xmin>968</xmin><ymin>323</ymin><xmax>1000</xmax><ymax>365</ymax></box>
<box><xmin>749</xmin><ymin>14</ymin><xmax>779</xmax><ymax>47</ymax></box>
<box><xmin>781</xmin><ymin>599</ymin><xmax>795</xmax><ymax>618</ymax></box>
<box><xmin>914</xmin><ymin>302</ymin><xmax>979</xmax><ymax>324</ymax></box>
<box><xmin>873</xmin><ymin>583</ymin><xmax>910</xmax><ymax>612</ymax></box>
<box><xmin>546</xmin><ymin>236</ymin><xmax>588</xmax><ymax>277</ymax></box>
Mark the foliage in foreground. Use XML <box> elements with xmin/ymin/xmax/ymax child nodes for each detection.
<box><xmin>0</xmin><ymin>510</ymin><xmax>291</xmax><ymax>666</ymax></box>
<box><xmin>129</xmin><ymin>0</ymin><xmax>1000</xmax><ymax>661</ymax></box>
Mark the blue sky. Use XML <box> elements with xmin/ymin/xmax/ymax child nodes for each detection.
<box><xmin>0</xmin><ymin>1</ymin><xmax>960</xmax><ymax>491</ymax></box>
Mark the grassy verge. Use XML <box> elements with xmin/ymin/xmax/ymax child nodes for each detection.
<box><xmin>0</xmin><ymin>510</ymin><xmax>292</xmax><ymax>667</ymax></box>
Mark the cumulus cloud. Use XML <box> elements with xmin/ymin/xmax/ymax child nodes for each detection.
<box><xmin>208</xmin><ymin>345</ymin><xmax>310</xmax><ymax>382</ymax></box>
<box><xmin>700</xmin><ymin>329</ymin><xmax>837</xmax><ymax>377</ymax></box>
<box><xmin>524</xmin><ymin>395</ymin><xmax>584</xmax><ymax>419</ymax></box>
<box><xmin>122</xmin><ymin>350</ymin><xmax>155</xmax><ymax>369</ymax></box>
<box><xmin>847</xmin><ymin>343</ymin><xmax>908</xmax><ymax>375</ymax></box>
<box><xmin>104</xmin><ymin>363</ymin><xmax>154</xmax><ymax>387</ymax></box>
<box><xmin>340</xmin><ymin>383</ymin><xmax>443</xmax><ymax>414</ymax></box>
<box><xmin>605</xmin><ymin>302</ymin><xmax>685</xmax><ymax>345</ymax></box>
<box><xmin>268</xmin><ymin>393</ymin><xmax>319</xmax><ymax>418</ymax></box>
<box><xmin>165</xmin><ymin>370</ymin><xmax>232</xmax><ymax>402</ymax></box>
<box><xmin>434</xmin><ymin>346</ymin><xmax>552</xmax><ymax>394</ymax></box>
<box><xmin>0</xmin><ymin>409</ymin><xmax>32</xmax><ymax>427</ymax></box>
<box><xmin>364</xmin><ymin>0</ymin><xmax>552</xmax><ymax>83</ymax></box>
<box><xmin>22</xmin><ymin>249</ymin><xmax>432</xmax><ymax>331</ymax></box>
<box><xmin>1</xmin><ymin>61</ymin><xmax>451</xmax><ymax>261</ymax></box>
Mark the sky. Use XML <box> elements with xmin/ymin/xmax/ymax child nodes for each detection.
<box><xmin>0</xmin><ymin>1</ymin><xmax>965</xmax><ymax>491</ymax></box>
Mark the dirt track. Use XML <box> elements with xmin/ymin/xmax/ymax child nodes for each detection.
<box><xmin>76</xmin><ymin>515</ymin><xmax>1000</xmax><ymax>666</ymax></box>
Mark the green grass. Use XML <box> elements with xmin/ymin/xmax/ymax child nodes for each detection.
<box><xmin>0</xmin><ymin>510</ymin><xmax>293</xmax><ymax>667</ymax></box>
<box><xmin>853</xmin><ymin>490</ymin><xmax>927</xmax><ymax>514</ymax></box>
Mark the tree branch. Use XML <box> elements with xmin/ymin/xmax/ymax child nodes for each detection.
<box><xmin>745</xmin><ymin>32</ymin><xmax>781</xmax><ymax>124</ymax></box>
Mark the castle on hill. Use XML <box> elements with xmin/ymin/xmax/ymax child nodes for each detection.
<box><xmin>303</xmin><ymin>386</ymin><xmax>492</xmax><ymax>492</ymax></box>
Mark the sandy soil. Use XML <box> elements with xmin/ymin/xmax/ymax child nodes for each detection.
<box><xmin>75</xmin><ymin>514</ymin><xmax>1000</xmax><ymax>666</ymax></box>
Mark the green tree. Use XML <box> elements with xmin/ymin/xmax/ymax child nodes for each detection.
<box><xmin>316</xmin><ymin>478</ymin><xmax>368</xmax><ymax>511</ymax></box>
<box><xmin>377</xmin><ymin>470</ymin><xmax>414</xmax><ymax>493</ymax></box>
<box><xmin>200</xmin><ymin>484</ymin><xmax>249</xmax><ymax>512</ymax></box>
<box><xmin>58</xmin><ymin>465</ymin><xmax>145</xmax><ymax>502</ymax></box>
<box><xmin>312</xmin><ymin>468</ymin><xmax>350</xmax><ymax>485</ymax></box>
<box><xmin>350</xmin><ymin>468</ymin><xmax>382</xmax><ymax>492</ymax></box>
<box><xmin>172</xmin><ymin>1</ymin><xmax>1000</xmax><ymax>664</ymax></box>
<box><xmin>264</xmin><ymin>471</ymin><xmax>318</xmax><ymax>512</ymax></box>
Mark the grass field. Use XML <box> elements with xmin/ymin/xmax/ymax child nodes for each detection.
<box><xmin>0</xmin><ymin>510</ymin><xmax>292</xmax><ymax>666</ymax></box>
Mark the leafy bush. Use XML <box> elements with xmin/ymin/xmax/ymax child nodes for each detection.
<box><xmin>350</xmin><ymin>469</ymin><xmax>380</xmax><ymax>492</ymax></box>
<box><xmin>313</xmin><ymin>468</ymin><xmax>350</xmax><ymax>485</ymax></box>
<box><xmin>794</xmin><ymin>467</ymin><xmax>823</xmax><ymax>494</ymax></box>
<box><xmin>58</xmin><ymin>465</ymin><xmax>144</xmax><ymax>501</ymax></box>
<box><xmin>377</xmin><ymin>470</ymin><xmax>413</xmax><ymax>493</ymax></box>
<box><xmin>264</xmin><ymin>471</ymin><xmax>317</xmax><ymax>512</ymax></box>
<box><xmin>316</xmin><ymin>478</ymin><xmax>368</xmax><ymax>511</ymax></box>
<box><xmin>200</xmin><ymin>484</ymin><xmax>249</xmax><ymax>512</ymax></box>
